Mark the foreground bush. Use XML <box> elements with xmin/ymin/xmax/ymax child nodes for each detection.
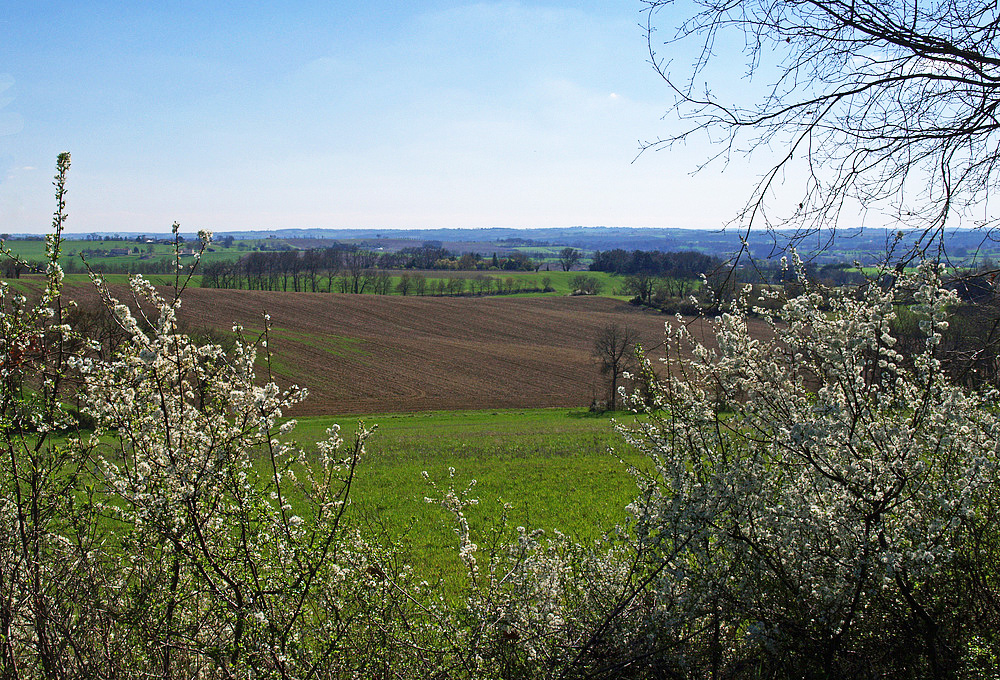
<box><xmin>1</xmin><ymin>156</ymin><xmax>448</xmax><ymax>679</ymax></box>
<box><xmin>478</xmin><ymin>261</ymin><xmax>1000</xmax><ymax>678</ymax></box>
<box><xmin>3</xmin><ymin>157</ymin><xmax>999</xmax><ymax>678</ymax></box>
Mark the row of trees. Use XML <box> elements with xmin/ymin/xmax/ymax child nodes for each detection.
<box><xmin>393</xmin><ymin>272</ymin><xmax>552</xmax><ymax>297</ymax></box>
<box><xmin>396</xmin><ymin>245</ymin><xmax>538</xmax><ymax>271</ymax></box>
<box><xmin>588</xmin><ymin>250</ymin><xmax>725</xmax><ymax>309</ymax></box>
<box><xmin>589</xmin><ymin>249</ymin><xmax>722</xmax><ymax>277</ymax></box>
<box><xmin>590</xmin><ymin>252</ymin><xmax>862</xmax><ymax>308</ymax></box>
<box><xmin>198</xmin><ymin>248</ymin><xmax>541</xmax><ymax>292</ymax></box>
<box><xmin>201</xmin><ymin>253</ymin><xmax>551</xmax><ymax>296</ymax></box>
<box><xmin>0</xmin><ymin>245</ymin><xmax>543</xmax><ymax>284</ymax></box>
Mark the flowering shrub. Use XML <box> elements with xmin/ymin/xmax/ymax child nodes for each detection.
<box><xmin>0</xmin><ymin>155</ymin><xmax>442</xmax><ymax>679</ymax></box>
<box><xmin>606</xmin><ymin>260</ymin><xmax>1000</xmax><ymax>677</ymax></box>
<box><xmin>438</xmin><ymin>259</ymin><xmax>1000</xmax><ymax>678</ymax></box>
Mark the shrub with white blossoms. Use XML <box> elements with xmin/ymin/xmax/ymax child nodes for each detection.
<box><xmin>423</xmin><ymin>469</ymin><xmax>668</xmax><ymax>679</ymax></box>
<box><xmin>0</xmin><ymin>154</ymin><xmax>99</xmax><ymax>678</ymax></box>
<box><xmin>72</xmin><ymin>274</ymin><xmax>383</xmax><ymax>675</ymax></box>
<box><xmin>0</xmin><ymin>155</ymin><xmax>443</xmax><ymax>679</ymax></box>
<box><xmin>439</xmin><ymin>259</ymin><xmax>1000</xmax><ymax>678</ymax></box>
<box><xmin>610</xmin><ymin>258</ymin><xmax>1000</xmax><ymax>677</ymax></box>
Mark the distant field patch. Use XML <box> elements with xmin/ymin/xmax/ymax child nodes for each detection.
<box><xmin>64</xmin><ymin>282</ymin><xmax>763</xmax><ymax>415</ymax></box>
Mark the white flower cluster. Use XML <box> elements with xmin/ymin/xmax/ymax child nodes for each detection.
<box><xmin>611</xmin><ymin>258</ymin><xmax>1000</xmax><ymax>674</ymax></box>
<box><xmin>424</xmin><ymin>467</ymin><xmax>480</xmax><ymax>575</ymax></box>
<box><xmin>11</xmin><ymin>267</ymin><xmax>417</xmax><ymax>676</ymax></box>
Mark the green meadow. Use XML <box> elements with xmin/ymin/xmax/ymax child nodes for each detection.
<box><xmin>33</xmin><ymin>406</ymin><xmax>644</xmax><ymax>584</ymax></box>
<box><xmin>3</xmin><ymin>237</ymin><xmax>263</xmax><ymax>260</ymax></box>
<box><xmin>286</xmin><ymin>408</ymin><xmax>645</xmax><ymax>579</ymax></box>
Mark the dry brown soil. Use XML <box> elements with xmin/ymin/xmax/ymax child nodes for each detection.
<box><xmin>68</xmin><ymin>285</ymin><xmax>763</xmax><ymax>415</ymax></box>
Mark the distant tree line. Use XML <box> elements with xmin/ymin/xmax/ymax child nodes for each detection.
<box><xmin>587</xmin><ymin>249</ymin><xmax>724</xmax><ymax>310</ymax></box>
<box><xmin>589</xmin><ymin>249</ymin><xmax>722</xmax><ymax>277</ymax></box>
<box><xmin>589</xmin><ymin>248</ymin><xmax>869</xmax><ymax>288</ymax></box>
<box><xmin>585</xmin><ymin>249</ymin><xmax>882</xmax><ymax>313</ymax></box>
<box><xmin>0</xmin><ymin>243</ymin><xmax>541</xmax><ymax>281</ymax></box>
<box><xmin>392</xmin><ymin>244</ymin><xmax>537</xmax><ymax>271</ymax></box>
<box><xmin>197</xmin><ymin>245</ymin><xmax>540</xmax><ymax>293</ymax></box>
<box><xmin>199</xmin><ymin>247</ymin><xmax>551</xmax><ymax>296</ymax></box>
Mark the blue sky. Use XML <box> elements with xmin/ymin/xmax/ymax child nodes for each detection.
<box><xmin>0</xmin><ymin>0</ymin><xmax>759</xmax><ymax>234</ymax></box>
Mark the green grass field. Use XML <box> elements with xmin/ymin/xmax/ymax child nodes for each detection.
<box><xmin>287</xmin><ymin>408</ymin><xmax>645</xmax><ymax>579</ymax></box>
<box><xmin>1</xmin><ymin>238</ymin><xmax>279</xmax><ymax>278</ymax></box>
<box><xmin>29</xmin><ymin>406</ymin><xmax>644</xmax><ymax>585</ymax></box>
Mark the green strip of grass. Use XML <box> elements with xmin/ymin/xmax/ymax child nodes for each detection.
<box><xmin>287</xmin><ymin>408</ymin><xmax>644</xmax><ymax>580</ymax></box>
<box><xmin>266</xmin><ymin>326</ymin><xmax>369</xmax><ymax>359</ymax></box>
<box><xmin>31</xmin><ymin>405</ymin><xmax>646</xmax><ymax>589</ymax></box>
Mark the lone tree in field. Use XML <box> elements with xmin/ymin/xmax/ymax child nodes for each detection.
<box><xmin>558</xmin><ymin>247</ymin><xmax>582</xmax><ymax>272</ymax></box>
<box><xmin>592</xmin><ymin>323</ymin><xmax>639</xmax><ymax>411</ymax></box>
<box><xmin>644</xmin><ymin>0</ymin><xmax>1000</xmax><ymax>248</ymax></box>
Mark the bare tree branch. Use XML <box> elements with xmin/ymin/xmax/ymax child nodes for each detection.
<box><xmin>643</xmin><ymin>0</ymin><xmax>1000</xmax><ymax>255</ymax></box>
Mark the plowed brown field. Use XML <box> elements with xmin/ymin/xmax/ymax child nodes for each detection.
<box><xmin>69</xmin><ymin>285</ymin><xmax>761</xmax><ymax>415</ymax></box>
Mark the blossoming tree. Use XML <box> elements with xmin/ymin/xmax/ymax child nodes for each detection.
<box><xmin>0</xmin><ymin>155</ymin><xmax>444</xmax><ymax>679</ymax></box>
